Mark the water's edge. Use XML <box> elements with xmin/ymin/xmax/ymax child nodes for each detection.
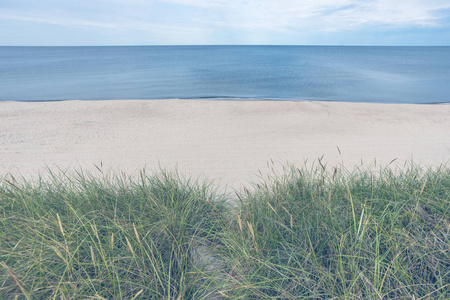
<box><xmin>3</xmin><ymin>97</ymin><xmax>449</xmax><ymax>105</ymax></box>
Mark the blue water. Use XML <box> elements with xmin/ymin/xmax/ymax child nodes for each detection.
<box><xmin>1</xmin><ymin>46</ymin><xmax>449</xmax><ymax>104</ymax></box>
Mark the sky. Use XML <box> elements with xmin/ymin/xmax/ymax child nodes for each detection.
<box><xmin>1</xmin><ymin>0</ymin><xmax>450</xmax><ymax>46</ymax></box>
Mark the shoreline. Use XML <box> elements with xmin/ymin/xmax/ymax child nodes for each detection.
<box><xmin>1</xmin><ymin>99</ymin><xmax>450</xmax><ymax>188</ymax></box>
<box><xmin>3</xmin><ymin>97</ymin><xmax>450</xmax><ymax>105</ymax></box>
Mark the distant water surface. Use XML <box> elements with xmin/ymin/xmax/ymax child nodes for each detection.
<box><xmin>1</xmin><ymin>46</ymin><xmax>449</xmax><ymax>104</ymax></box>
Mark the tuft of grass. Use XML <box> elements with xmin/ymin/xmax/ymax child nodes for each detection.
<box><xmin>1</xmin><ymin>163</ymin><xmax>449</xmax><ymax>299</ymax></box>
<box><xmin>0</xmin><ymin>169</ymin><xmax>228</xmax><ymax>299</ymax></box>
<box><xmin>217</xmin><ymin>164</ymin><xmax>450</xmax><ymax>299</ymax></box>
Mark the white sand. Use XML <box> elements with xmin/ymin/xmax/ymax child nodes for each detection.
<box><xmin>1</xmin><ymin>99</ymin><xmax>449</xmax><ymax>188</ymax></box>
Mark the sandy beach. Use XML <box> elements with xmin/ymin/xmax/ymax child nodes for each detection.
<box><xmin>1</xmin><ymin>99</ymin><xmax>449</xmax><ymax>188</ymax></box>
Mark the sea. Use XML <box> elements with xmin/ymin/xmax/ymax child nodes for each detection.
<box><xmin>1</xmin><ymin>46</ymin><xmax>449</xmax><ymax>104</ymax></box>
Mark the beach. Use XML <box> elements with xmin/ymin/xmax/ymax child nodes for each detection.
<box><xmin>1</xmin><ymin>99</ymin><xmax>449</xmax><ymax>188</ymax></box>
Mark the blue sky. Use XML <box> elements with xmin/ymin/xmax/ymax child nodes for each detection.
<box><xmin>1</xmin><ymin>0</ymin><xmax>450</xmax><ymax>46</ymax></box>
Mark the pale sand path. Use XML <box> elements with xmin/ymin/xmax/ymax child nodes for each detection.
<box><xmin>1</xmin><ymin>99</ymin><xmax>449</xmax><ymax>188</ymax></box>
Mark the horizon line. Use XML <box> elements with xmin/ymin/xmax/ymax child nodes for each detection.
<box><xmin>1</xmin><ymin>44</ymin><xmax>450</xmax><ymax>47</ymax></box>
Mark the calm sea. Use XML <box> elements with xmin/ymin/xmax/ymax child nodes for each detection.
<box><xmin>1</xmin><ymin>46</ymin><xmax>449</xmax><ymax>104</ymax></box>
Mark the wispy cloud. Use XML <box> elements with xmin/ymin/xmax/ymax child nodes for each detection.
<box><xmin>1</xmin><ymin>0</ymin><xmax>449</xmax><ymax>45</ymax></box>
<box><xmin>0</xmin><ymin>11</ymin><xmax>118</xmax><ymax>29</ymax></box>
<box><xmin>2</xmin><ymin>0</ymin><xmax>450</xmax><ymax>30</ymax></box>
<box><xmin>161</xmin><ymin>0</ymin><xmax>450</xmax><ymax>30</ymax></box>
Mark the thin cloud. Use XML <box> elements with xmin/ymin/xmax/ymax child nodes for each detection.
<box><xmin>2</xmin><ymin>0</ymin><xmax>450</xmax><ymax>30</ymax></box>
<box><xmin>0</xmin><ymin>11</ymin><xmax>119</xmax><ymax>29</ymax></box>
<box><xmin>1</xmin><ymin>0</ymin><xmax>449</xmax><ymax>45</ymax></box>
<box><xmin>163</xmin><ymin>0</ymin><xmax>450</xmax><ymax>31</ymax></box>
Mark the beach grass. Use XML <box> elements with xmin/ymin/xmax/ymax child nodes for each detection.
<box><xmin>216</xmin><ymin>163</ymin><xmax>450</xmax><ymax>299</ymax></box>
<box><xmin>1</xmin><ymin>163</ymin><xmax>449</xmax><ymax>299</ymax></box>
<box><xmin>0</xmin><ymin>170</ymin><xmax>229</xmax><ymax>299</ymax></box>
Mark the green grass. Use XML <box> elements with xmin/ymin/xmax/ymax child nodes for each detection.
<box><xmin>1</xmin><ymin>164</ymin><xmax>449</xmax><ymax>299</ymax></box>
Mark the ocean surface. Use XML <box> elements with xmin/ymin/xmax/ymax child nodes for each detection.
<box><xmin>1</xmin><ymin>46</ymin><xmax>449</xmax><ymax>104</ymax></box>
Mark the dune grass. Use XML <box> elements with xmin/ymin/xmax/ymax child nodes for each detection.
<box><xmin>0</xmin><ymin>170</ymin><xmax>228</xmax><ymax>299</ymax></box>
<box><xmin>217</xmin><ymin>164</ymin><xmax>450</xmax><ymax>299</ymax></box>
<box><xmin>1</xmin><ymin>164</ymin><xmax>449</xmax><ymax>299</ymax></box>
